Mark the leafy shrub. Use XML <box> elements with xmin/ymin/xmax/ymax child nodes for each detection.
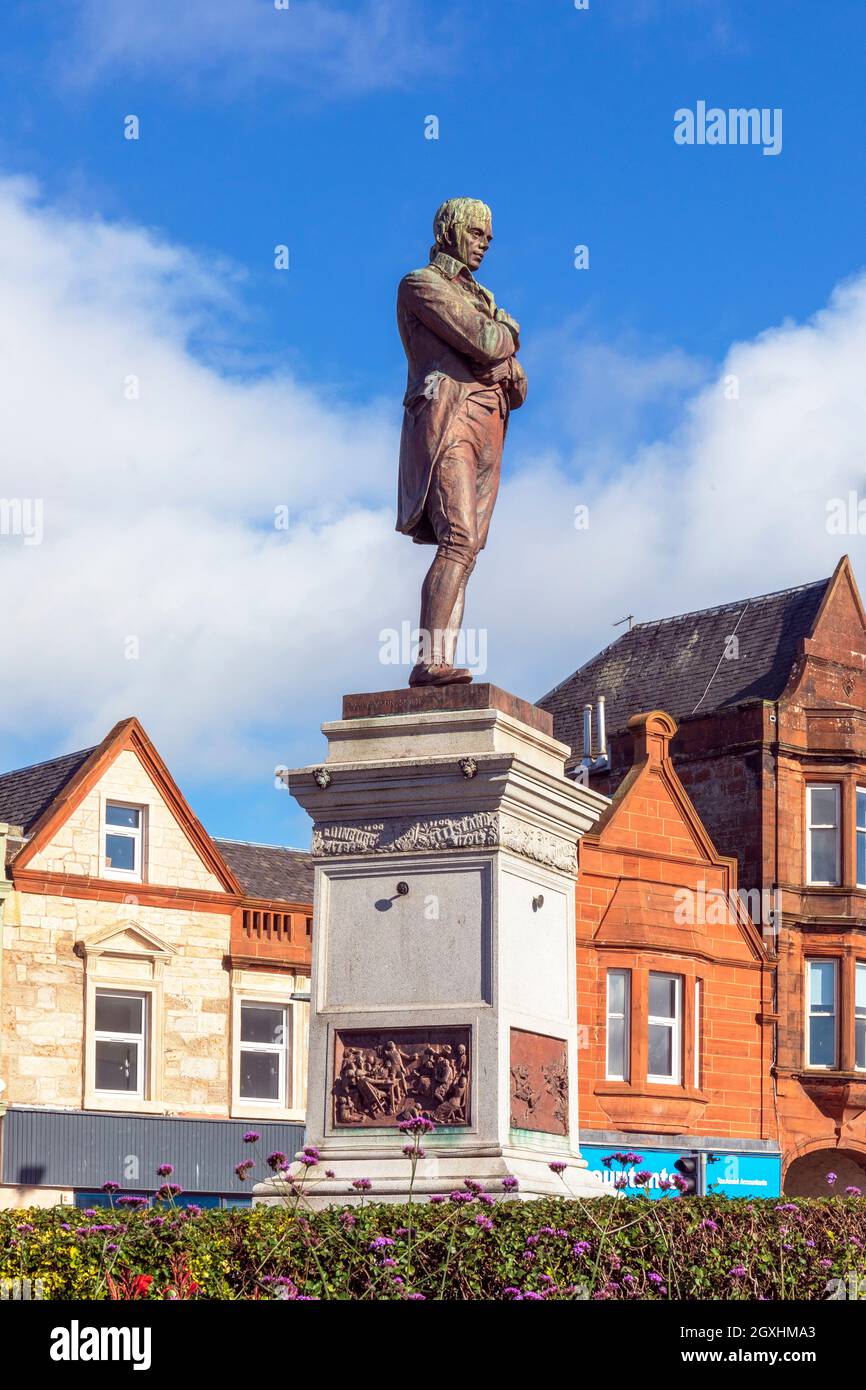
<box><xmin>3</xmin><ymin>1193</ymin><xmax>866</xmax><ymax>1300</ymax></box>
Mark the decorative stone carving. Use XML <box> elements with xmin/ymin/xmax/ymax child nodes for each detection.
<box><xmin>499</xmin><ymin>815</ymin><xmax>578</xmax><ymax>874</ymax></box>
<box><xmin>459</xmin><ymin>756</ymin><xmax>478</xmax><ymax>779</ymax></box>
<box><xmin>312</xmin><ymin>767</ymin><xmax>332</xmax><ymax>788</ymax></box>
<box><xmin>312</xmin><ymin>811</ymin><xmax>576</xmax><ymax>873</ymax></box>
<box><xmin>510</xmin><ymin>1029</ymin><xmax>569</xmax><ymax>1136</ymax></box>
<box><xmin>333</xmin><ymin>1027</ymin><xmax>471</xmax><ymax>1128</ymax></box>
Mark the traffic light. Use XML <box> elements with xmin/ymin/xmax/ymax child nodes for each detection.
<box><xmin>674</xmin><ymin>1154</ymin><xmax>699</xmax><ymax>1196</ymax></box>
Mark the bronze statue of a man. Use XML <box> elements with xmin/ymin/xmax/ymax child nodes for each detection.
<box><xmin>396</xmin><ymin>198</ymin><xmax>527</xmax><ymax>687</ymax></box>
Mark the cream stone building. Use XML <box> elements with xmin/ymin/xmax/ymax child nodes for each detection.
<box><xmin>0</xmin><ymin>718</ymin><xmax>312</xmax><ymax>1208</ymax></box>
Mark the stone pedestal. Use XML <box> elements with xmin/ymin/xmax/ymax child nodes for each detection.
<box><xmin>255</xmin><ymin>685</ymin><xmax>608</xmax><ymax>1206</ymax></box>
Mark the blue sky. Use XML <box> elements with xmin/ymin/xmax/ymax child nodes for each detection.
<box><xmin>1</xmin><ymin>0</ymin><xmax>866</xmax><ymax>850</ymax></box>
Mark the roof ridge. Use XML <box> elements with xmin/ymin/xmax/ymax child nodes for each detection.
<box><xmin>632</xmin><ymin>575</ymin><xmax>828</xmax><ymax>631</ymax></box>
<box><xmin>0</xmin><ymin>744</ymin><xmax>96</xmax><ymax>781</ymax></box>
<box><xmin>213</xmin><ymin>835</ymin><xmax>311</xmax><ymax>854</ymax></box>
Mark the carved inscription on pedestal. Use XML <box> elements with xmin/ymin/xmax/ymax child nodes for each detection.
<box><xmin>333</xmin><ymin>1027</ymin><xmax>471</xmax><ymax>1128</ymax></box>
<box><xmin>509</xmin><ymin>1028</ymin><xmax>569</xmax><ymax>1136</ymax></box>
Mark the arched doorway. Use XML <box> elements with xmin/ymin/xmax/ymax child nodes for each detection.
<box><xmin>784</xmin><ymin>1147</ymin><xmax>866</xmax><ymax>1197</ymax></box>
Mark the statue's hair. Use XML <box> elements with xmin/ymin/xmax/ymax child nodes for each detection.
<box><xmin>433</xmin><ymin>197</ymin><xmax>492</xmax><ymax>247</ymax></box>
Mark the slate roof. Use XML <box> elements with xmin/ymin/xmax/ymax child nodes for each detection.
<box><xmin>213</xmin><ymin>838</ymin><xmax>314</xmax><ymax>906</ymax></box>
<box><xmin>538</xmin><ymin>576</ymin><xmax>830</xmax><ymax>760</ymax></box>
<box><xmin>0</xmin><ymin>746</ymin><xmax>96</xmax><ymax>835</ymax></box>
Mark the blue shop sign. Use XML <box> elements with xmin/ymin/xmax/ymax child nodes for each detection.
<box><xmin>705</xmin><ymin>1151</ymin><xmax>781</xmax><ymax>1199</ymax></box>
<box><xmin>580</xmin><ymin>1145</ymin><xmax>781</xmax><ymax>1199</ymax></box>
<box><xmin>581</xmin><ymin>1145</ymin><xmax>688</xmax><ymax>1198</ymax></box>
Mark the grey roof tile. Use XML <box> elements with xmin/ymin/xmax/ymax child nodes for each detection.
<box><xmin>0</xmin><ymin>746</ymin><xmax>96</xmax><ymax>835</ymax></box>
<box><xmin>538</xmin><ymin>576</ymin><xmax>829</xmax><ymax>760</ymax></box>
<box><xmin>213</xmin><ymin>838</ymin><xmax>313</xmax><ymax>905</ymax></box>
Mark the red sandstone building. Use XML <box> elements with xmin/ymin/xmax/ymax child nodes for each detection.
<box><xmin>542</xmin><ymin>555</ymin><xmax>866</xmax><ymax>1195</ymax></box>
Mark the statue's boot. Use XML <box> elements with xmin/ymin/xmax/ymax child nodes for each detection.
<box><xmin>409</xmin><ymin>554</ymin><xmax>472</xmax><ymax>686</ymax></box>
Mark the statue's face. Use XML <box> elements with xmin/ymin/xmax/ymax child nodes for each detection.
<box><xmin>448</xmin><ymin>216</ymin><xmax>492</xmax><ymax>271</ymax></box>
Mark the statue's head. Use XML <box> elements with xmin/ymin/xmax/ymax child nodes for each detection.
<box><xmin>432</xmin><ymin>197</ymin><xmax>492</xmax><ymax>272</ymax></box>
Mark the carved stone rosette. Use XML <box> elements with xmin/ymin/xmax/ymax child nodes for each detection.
<box><xmin>312</xmin><ymin>811</ymin><xmax>576</xmax><ymax>874</ymax></box>
<box><xmin>509</xmin><ymin>1029</ymin><xmax>569</xmax><ymax>1136</ymax></box>
<box><xmin>333</xmin><ymin>1027</ymin><xmax>471</xmax><ymax>1129</ymax></box>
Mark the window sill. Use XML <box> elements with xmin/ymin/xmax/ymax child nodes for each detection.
<box><xmin>231</xmin><ymin>1101</ymin><xmax>305</xmax><ymax>1123</ymax></box>
<box><xmin>594</xmin><ymin>1081</ymin><xmax>708</xmax><ymax>1133</ymax></box>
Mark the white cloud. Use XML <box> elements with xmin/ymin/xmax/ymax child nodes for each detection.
<box><xmin>58</xmin><ymin>0</ymin><xmax>451</xmax><ymax>98</ymax></box>
<box><xmin>2</xmin><ymin>175</ymin><xmax>866</xmax><ymax>786</ymax></box>
<box><xmin>0</xmin><ymin>176</ymin><xmax>410</xmax><ymax>775</ymax></box>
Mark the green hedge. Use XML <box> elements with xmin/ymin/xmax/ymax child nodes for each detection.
<box><xmin>2</xmin><ymin>1194</ymin><xmax>866</xmax><ymax>1300</ymax></box>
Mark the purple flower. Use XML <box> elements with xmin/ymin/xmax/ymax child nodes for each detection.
<box><xmin>449</xmin><ymin>1190</ymin><xmax>474</xmax><ymax>1204</ymax></box>
<box><xmin>402</xmin><ymin>1144</ymin><xmax>424</xmax><ymax>1158</ymax></box>
<box><xmin>156</xmin><ymin>1164</ymin><xmax>174</xmax><ymax>1178</ymax></box>
<box><xmin>846</xmin><ymin>1185</ymin><xmax>862</xmax><ymax>1197</ymax></box>
<box><xmin>101</xmin><ymin>1182</ymin><xmax>120</xmax><ymax>1194</ymax></box>
<box><xmin>406</xmin><ymin>1293</ymin><xmax>426</xmax><ymax>1300</ymax></box>
<box><xmin>429</xmin><ymin>1194</ymin><xmax>446</xmax><ymax>1204</ymax></box>
<box><xmin>819</xmin><ymin>1259</ymin><xmax>833</xmax><ymax>1269</ymax></box>
<box><xmin>243</xmin><ymin>1131</ymin><xmax>260</xmax><ymax>1144</ymax></box>
<box><xmin>351</xmin><ymin>1178</ymin><xmax>372</xmax><ymax>1192</ymax></box>
<box><xmin>267</xmin><ymin>1152</ymin><xmax>288</xmax><ymax>1172</ymax></box>
<box><xmin>775</xmin><ymin>1203</ymin><xmax>798</xmax><ymax>1213</ymax></box>
<box><xmin>700</xmin><ymin>1218</ymin><xmax>719</xmax><ymax>1233</ymax></box>
<box><xmin>573</xmin><ymin>1240</ymin><xmax>592</xmax><ymax>1256</ymax></box>
<box><xmin>635</xmin><ymin>1170</ymin><xmax>653</xmax><ymax>1185</ymax></box>
<box><xmin>826</xmin><ymin>1171</ymin><xmax>838</xmax><ymax>1186</ymax></box>
<box><xmin>369</xmin><ymin>1236</ymin><xmax>395</xmax><ymax>1250</ymax></box>
<box><xmin>339</xmin><ymin>1210</ymin><xmax>356</xmax><ymax>1228</ymax></box>
<box><xmin>729</xmin><ymin>1265</ymin><xmax>747</xmax><ymax>1278</ymax></box>
<box><xmin>117</xmin><ymin>1195</ymin><xmax>148</xmax><ymax>1208</ymax></box>
<box><xmin>325</xmin><ymin>1169</ymin><xmax>336</xmax><ymax>1179</ymax></box>
<box><xmin>156</xmin><ymin>1184</ymin><xmax>182</xmax><ymax>1200</ymax></box>
<box><xmin>299</xmin><ymin>1154</ymin><xmax>318</xmax><ymax>1168</ymax></box>
<box><xmin>647</xmin><ymin>1272</ymin><xmax>664</xmax><ymax>1285</ymax></box>
<box><xmin>475</xmin><ymin>1214</ymin><xmax>494</xmax><ymax>1231</ymax></box>
<box><xmin>614</xmin><ymin>1175</ymin><xmax>628</xmax><ymax>1190</ymax></box>
<box><xmin>397</xmin><ymin>1116</ymin><xmax>436</xmax><ymax>1135</ymax></box>
<box><xmin>501</xmin><ymin>1176</ymin><xmax>519</xmax><ymax>1192</ymax></box>
<box><xmin>235</xmin><ymin>1160</ymin><xmax>255</xmax><ymax>1180</ymax></box>
<box><xmin>549</xmin><ymin>1161</ymin><xmax>567</xmax><ymax>1175</ymax></box>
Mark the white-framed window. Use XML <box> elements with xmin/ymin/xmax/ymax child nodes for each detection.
<box><xmin>605</xmin><ymin>969</ymin><xmax>630</xmax><ymax>1081</ymax></box>
<box><xmin>857</xmin><ymin>789</ymin><xmax>866</xmax><ymax>889</ymax></box>
<box><xmin>104</xmin><ymin>802</ymin><xmax>145</xmax><ymax>879</ymax></box>
<box><xmin>648</xmin><ymin>972</ymin><xmax>682</xmax><ymax>1084</ymax></box>
<box><xmin>806</xmin><ymin>959</ymin><xmax>837</xmax><ymax>1069</ymax></box>
<box><xmin>857</xmin><ymin>964</ymin><xmax>866</xmax><ymax>1071</ymax></box>
<box><xmin>806</xmin><ymin>784</ymin><xmax>840</xmax><ymax>886</ymax></box>
<box><xmin>94</xmin><ymin>990</ymin><xmax>147</xmax><ymax>1097</ymax></box>
<box><xmin>694</xmin><ymin>978</ymin><xmax>701</xmax><ymax>1088</ymax></box>
<box><xmin>239</xmin><ymin>1003</ymin><xmax>289</xmax><ymax>1105</ymax></box>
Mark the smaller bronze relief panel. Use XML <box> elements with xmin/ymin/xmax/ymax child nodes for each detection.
<box><xmin>332</xmin><ymin>1027</ymin><xmax>471</xmax><ymax>1128</ymax></box>
<box><xmin>510</xmin><ymin>1028</ymin><xmax>569</xmax><ymax>1136</ymax></box>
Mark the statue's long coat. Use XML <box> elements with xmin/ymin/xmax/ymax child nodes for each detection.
<box><xmin>396</xmin><ymin>252</ymin><xmax>527</xmax><ymax>544</ymax></box>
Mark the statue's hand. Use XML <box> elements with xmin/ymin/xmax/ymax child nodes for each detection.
<box><xmin>494</xmin><ymin>307</ymin><xmax>521</xmax><ymax>342</ymax></box>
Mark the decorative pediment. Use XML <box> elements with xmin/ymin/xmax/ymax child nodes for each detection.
<box><xmin>75</xmin><ymin>921</ymin><xmax>176</xmax><ymax>961</ymax></box>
